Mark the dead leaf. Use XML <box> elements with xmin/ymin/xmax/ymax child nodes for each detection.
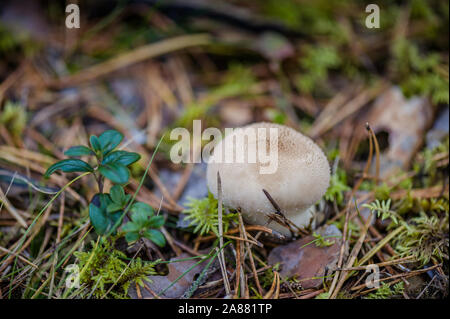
<box><xmin>365</xmin><ymin>86</ymin><xmax>433</xmax><ymax>177</ymax></box>
<box><xmin>128</xmin><ymin>253</ymin><xmax>206</xmax><ymax>299</ymax></box>
<box><xmin>268</xmin><ymin>225</ymin><xmax>342</xmax><ymax>289</ymax></box>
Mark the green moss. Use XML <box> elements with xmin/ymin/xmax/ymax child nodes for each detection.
<box><xmin>363</xmin><ymin>199</ymin><xmax>401</xmax><ymax>226</ymax></box>
<box><xmin>0</xmin><ymin>101</ymin><xmax>27</xmax><ymax>138</ymax></box>
<box><xmin>262</xmin><ymin>0</ymin><xmax>348</xmax><ymax>42</ymax></box>
<box><xmin>392</xmin><ymin>39</ymin><xmax>449</xmax><ymax>105</ymax></box>
<box><xmin>394</xmin><ymin>210</ymin><xmax>449</xmax><ymax>265</ymax></box>
<box><xmin>324</xmin><ymin>168</ymin><xmax>351</xmax><ymax>205</ymax></box>
<box><xmin>365</xmin><ymin>282</ymin><xmax>404</xmax><ymax>299</ymax></box>
<box><xmin>414</xmin><ymin>137</ymin><xmax>449</xmax><ymax>187</ymax></box>
<box><xmin>0</xmin><ymin>23</ymin><xmax>41</xmax><ymax>57</ymax></box>
<box><xmin>183</xmin><ymin>192</ymin><xmax>238</xmax><ymax>236</ymax></box>
<box><xmin>74</xmin><ymin>237</ymin><xmax>156</xmax><ymax>298</ymax></box>
<box><xmin>296</xmin><ymin>44</ymin><xmax>342</xmax><ymax>94</ymax></box>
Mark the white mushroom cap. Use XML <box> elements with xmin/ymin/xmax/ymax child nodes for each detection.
<box><xmin>206</xmin><ymin>122</ymin><xmax>330</xmax><ymax>236</ymax></box>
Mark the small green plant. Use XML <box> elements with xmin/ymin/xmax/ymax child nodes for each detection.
<box><xmin>122</xmin><ymin>202</ymin><xmax>165</xmax><ymax>246</ymax></box>
<box><xmin>312</xmin><ymin>232</ymin><xmax>335</xmax><ymax>247</ymax></box>
<box><xmin>365</xmin><ymin>282</ymin><xmax>404</xmax><ymax>299</ymax></box>
<box><xmin>296</xmin><ymin>44</ymin><xmax>342</xmax><ymax>94</ymax></box>
<box><xmin>394</xmin><ymin>211</ymin><xmax>449</xmax><ymax>265</ymax></box>
<box><xmin>44</xmin><ymin>129</ymin><xmax>165</xmax><ymax>247</ymax></box>
<box><xmin>324</xmin><ymin>168</ymin><xmax>351</xmax><ymax>205</ymax></box>
<box><xmin>392</xmin><ymin>38</ymin><xmax>449</xmax><ymax>105</ymax></box>
<box><xmin>74</xmin><ymin>238</ymin><xmax>157</xmax><ymax>298</ymax></box>
<box><xmin>0</xmin><ymin>101</ymin><xmax>27</xmax><ymax>138</ymax></box>
<box><xmin>183</xmin><ymin>192</ymin><xmax>238</xmax><ymax>236</ymax></box>
<box><xmin>363</xmin><ymin>199</ymin><xmax>401</xmax><ymax>225</ymax></box>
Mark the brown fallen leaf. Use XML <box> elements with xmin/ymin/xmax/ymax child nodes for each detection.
<box><xmin>365</xmin><ymin>86</ymin><xmax>433</xmax><ymax>177</ymax></box>
<box><xmin>268</xmin><ymin>225</ymin><xmax>342</xmax><ymax>289</ymax></box>
<box><xmin>128</xmin><ymin>253</ymin><xmax>208</xmax><ymax>299</ymax></box>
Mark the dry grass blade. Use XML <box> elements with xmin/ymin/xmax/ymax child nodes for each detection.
<box><xmin>357</xmin><ymin>226</ymin><xmax>405</xmax><ymax>267</ymax></box>
<box><xmin>330</xmin><ymin>205</ymin><xmax>373</xmax><ymax>299</ymax></box>
<box><xmin>0</xmin><ymin>176</ymin><xmax>28</xmax><ymax>228</ymax></box>
<box><xmin>217</xmin><ymin>172</ymin><xmax>231</xmax><ymax>296</ymax></box>
<box><xmin>263</xmin><ymin>271</ymin><xmax>280</xmax><ymax>299</ymax></box>
<box><xmin>53</xmin><ymin>34</ymin><xmax>211</xmax><ymax>87</ymax></box>
<box><xmin>238</xmin><ymin>213</ymin><xmax>263</xmax><ymax>296</ymax></box>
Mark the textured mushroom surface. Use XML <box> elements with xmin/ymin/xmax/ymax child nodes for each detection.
<box><xmin>207</xmin><ymin>122</ymin><xmax>330</xmax><ymax>236</ymax></box>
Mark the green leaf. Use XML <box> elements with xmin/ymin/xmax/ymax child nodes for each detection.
<box><xmin>44</xmin><ymin>159</ymin><xmax>93</xmax><ymax>177</ymax></box>
<box><xmin>89</xmin><ymin>194</ymin><xmax>122</xmax><ymax>236</ymax></box>
<box><xmin>89</xmin><ymin>202</ymin><xmax>108</xmax><ymax>235</ymax></box>
<box><xmin>125</xmin><ymin>231</ymin><xmax>139</xmax><ymax>243</ymax></box>
<box><xmin>144</xmin><ymin>229</ymin><xmax>166</xmax><ymax>247</ymax></box>
<box><xmin>107</xmin><ymin>202</ymin><xmax>123</xmax><ymax>213</ymax></box>
<box><xmin>64</xmin><ymin>145</ymin><xmax>94</xmax><ymax>157</ymax></box>
<box><xmin>131</xmin><ymin>202</ymin><xmax>153</xmax><ymax>216</ymax></box>
<box><xmin>90</xmin><ymin>135</ymin><xmax>102</xmax><ymax>152</ymax></box>
<box><xmin>98</xmin><ymin>130</ymin><xmax>123</xmax><ymax>155</ymax></box>
<box><xmin>148</xmin><ymin>215</ymin><xmax>165</xmax><ymax>228</ymax></box>
<box><xmin>110</xmin><ymin>185</ymin><xmax>125</xmax><ymax>204</ymax></box>
<box><xmin>130</xmin><ymin>210</ymin><xmax>149</xmax><ymax>227</ymax></box>
<box><xmin>98</xmin><ymin>163</ymin><xmax>129</xmax><ymax>184</ymax></box>
<box><xmin>107</xmin><ymin>210</ymin><xmax>123</xmax><ymax>234</ymax></box>
<box><xmin>122</xmin><ymin>222</ymin><xmax>141</xmax><ymax>233</ymax></box>
<box><xmin>102</xmin><ymin>150</ymin><xmax>141</xmax><ymax>166</ymax></box>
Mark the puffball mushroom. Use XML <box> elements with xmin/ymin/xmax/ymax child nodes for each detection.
<box><xmin>206</xmin><ymin>122</ymin><xmax>330</xmax><ymax>237</ymax></box>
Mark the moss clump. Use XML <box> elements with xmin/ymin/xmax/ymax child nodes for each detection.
<box><xmin>324</xmin><ymin>168</ymin><xmax>351</xmax><ymax>205</ymax></box>
<box><xmin>74</xmin><ymin>237</ymin><xmax>156</xmax><ymax>298</ymax></box>
<box><xmin>365</xmin><ymin>282</ymin><xmax>405</xmax><ymax>299</ymax></box>
<box><xmin>394</xmin><ymin>210</ymin><xmax>449</xmax><ymax>265</ymax></box>
<box><xmin>0</xmin><ymin>101</ymin><xmax>27</xmax><ymax>138</ymax></box>
<box><xmin>183</xmin><ymin>192</ymin><xmax>238</xmax><ymax>236</ymax></box>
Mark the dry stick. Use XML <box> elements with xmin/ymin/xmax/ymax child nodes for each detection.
<box><xmin>328</xmin><ymin>206</ymin><xmax>350</xmax><ymax>297</ymax></box>
<box><xmin>237</xmin><ymin>213</ymin><xmax>263</xmax><ymax>296</ymax></box>
<box><xmin>160</xmin><ymin>227</ymin><xmax>182</xmax><ymax>256</ymax></box>
<box><xmin>328</xmin><ymin>122</ymin><xmax>377</xmax><ymax>295</ymax></box>
<box><xmin>135</xmin><ymin>282</ymin><xmax>142</xmax><ymax>299</ymax></box>
<box><xmin>330</xmin><ymin>207</ymin><xmax>373</xmax><ymax>299</ymax></box>
<box><xmin>337</xmin><ymin>256</ymin><xmax>415</xmax><ymax>271</ymax></box>
<box><xmin>56</xmin><ymin>193</ymin><xmax>65</xmax><ymax>243</ymax></box>
<box><xmin>263</xmin><ymin>271</ymin><xmax>280</xmax><ymax>299</ymax></box>
<box><xmin>357</xmin><ymin>226</ymin><xmax>405</xmax><ymax>267</ymax></box>
<box><xmin>416</xmin><ymin>274</ymin><xmax>437</xmax><ymax>299</ymax></box>
<box><xmin>350</xmin><ymin>264</ymin><xmax>441</xmax><ymax>292</ymax></box>
<box><xmin>368</xmin><ymin>225</ymin><xmax>397</xmax><ymax>257</ymax></box>
<box><xmin>172</xmin><ymin>239</ymin><xmax>203</xmax><ymax>256</ymax></box>
<box><xmin>366</xmin><ymin>123</ymin><xmax>380</xmax><ymax>184</ymax></box>
<box><xmin>144</xmin><ymin>282</ymin><xmax>162</xmax><ymax>299</ymax></box>
<box><xmin>0</xmin><ymin>246</ymin><xmax>37</xmax><ymax>269</ymax></box>
<box><xmin>217</xmin><ymin>172</ymin><xmax>231</xmax><ymax>296</ymax></box>
<box><xmin>262</xmin><ymin>189</ymin><xmax>303</xmax><ymax>237</ymax></box>
<box><xmin>224</xmin><ymin>234</ymin><xmax>262</xmax><ymax>247</ymax></box>
<box><xmin>237</xmin><ymin>214</ymin><xmax>248</xmax><ymax>298</ymax></box>
<box><xmin>196</xmin><ymin>225</ymin><xmax>275</xmax><ymax>242</ymax></box>
<box><xmin>233</xmin><ymin>241</ymin><xmax>242</xmax><ymax>298</ymax></box>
